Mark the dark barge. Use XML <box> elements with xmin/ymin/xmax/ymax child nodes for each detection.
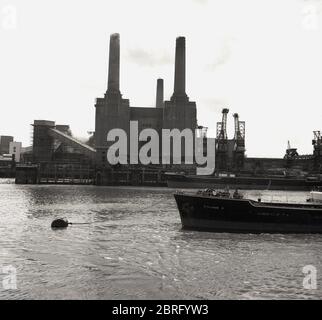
<box><xmin>174</xmin><ymin>191</ymin><xmax>322</xmax><ymax>234</ymax></box>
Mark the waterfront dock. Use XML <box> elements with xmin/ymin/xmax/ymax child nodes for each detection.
<box><xmin>15</xmin><ymin>164</ymin><xmax>171</xmax><ymax>186</ymax></box>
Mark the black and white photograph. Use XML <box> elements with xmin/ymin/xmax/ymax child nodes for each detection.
<box><xmin>0</xmin><ymin>0</ymin><xmax>322</xmax><ymax>307</ymax></box>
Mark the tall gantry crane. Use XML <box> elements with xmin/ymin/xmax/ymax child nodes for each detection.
<box><xmin>232</xmin><ymin>113</ymin><xmax>245</xmax><ymax>170</ymax></box>
<box><xmin>216</xmin><ymin>108</ymin><xmax>229</xmax><ymax>140</ymax></box>
<box><xmin>313</xmin><ymin>131</ymin><xmax>322</xmax><ymax>171</ymax></box>
<box><xmin>215</xmin><ymin>108</ymin><xmax>229</xmax><ymax>171</ymax></box>
<box><xmin>233</xmin><ymin>113</ymin><xmax>245</xmax><ymax>142</ymax></box>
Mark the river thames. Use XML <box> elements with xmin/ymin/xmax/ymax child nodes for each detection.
<box><xmin>0</xmin><ymin>179</ymin><xmax>321</xmax><ymax>299</ymax></box>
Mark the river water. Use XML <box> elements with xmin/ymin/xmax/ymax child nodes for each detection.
<box><xmin>0</xmin><ymin>179</ymin><xmax>321</xmax><ymax>300</ymax></box>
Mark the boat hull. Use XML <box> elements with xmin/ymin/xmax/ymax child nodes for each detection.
<box><xmin>174</xmin><ymin>194</ymin><xmax>322</xmax><ymax>234</ymax></box>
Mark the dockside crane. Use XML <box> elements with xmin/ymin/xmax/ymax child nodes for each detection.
<box><xmin>216</xmin><ymin>108</ymin><xmax>229</xmax><ymax>140</ymax></box>
<box><xmin>233</xmin><ymin>113</ymin><xmax>245</xmax><ymax>144</ymax></box>
<box><xmin>313</xmin><ymin>131</ymin><xmax>322</xmax><ymax>171</ymax></box>
<box><xmin>232</xmin><ymin>113</ymin><xmax>245</xmax><ymax>171</ymax></box>
<box><xmin>284</xmin><ymin>140</ymin><xmax>299</xmax><ymax>159</ymax></box>
<box><xmin>215</xmin><ymin>108</ymin><xmax>229</xmax><ymax>171</ymax></box>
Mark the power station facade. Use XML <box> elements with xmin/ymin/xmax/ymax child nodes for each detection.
<box><xmin>94</xmin><ymin>34</ymin><xmax>197</xmax><ymax>166</ymax></box>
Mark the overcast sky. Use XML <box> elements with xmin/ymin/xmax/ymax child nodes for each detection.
<box><xmin>1</xmin><ymin>0</ymin><xmax>322</xmax><ymax>157</ymax></box>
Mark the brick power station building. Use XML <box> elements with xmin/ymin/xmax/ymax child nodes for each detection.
<box><xmin>94</xmin><ymin>34</ymin><xmax>197</xmax><ymax>167</ymax></box>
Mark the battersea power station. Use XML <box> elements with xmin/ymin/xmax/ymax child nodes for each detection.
<box><xmin>95</xmin><ymin>33</ymin><xmax>197</xmax><ymax>167</ymax></box>
<box><xmin>16</xmin><ymin>33</ymin><xmax>321</xmax><ymax>185</ymax></box>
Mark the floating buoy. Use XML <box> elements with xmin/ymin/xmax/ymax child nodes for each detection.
<box><xmin>51</xmin><ymin>218</ymin><xmax>69</xmax><ymax>228</ymax></box>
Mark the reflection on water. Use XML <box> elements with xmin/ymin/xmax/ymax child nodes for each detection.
<box><xmin>0</xmin><ymin>179</ymin><xmax>321</xmax><ymax>299</ymax></box>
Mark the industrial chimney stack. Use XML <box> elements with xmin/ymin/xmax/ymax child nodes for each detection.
<box><xmin>107</xmin><ymin>33</ymin><xmax>120</xmax><ymax>94</ymax></box>
<box><xmin>172</xmin><ymin>37</ymin><xmax>188</xmax><ymax>100</ymax></box>
<box><xmin>156</xmin><ymin>78</ymin><xmax>164</xmax><ymax>108</ymax></box>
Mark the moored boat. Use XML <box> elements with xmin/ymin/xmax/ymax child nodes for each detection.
<box><xmin>174</xmin><ymin>189</ymin><xmax>322</xmax><ymax>234</ymax></box>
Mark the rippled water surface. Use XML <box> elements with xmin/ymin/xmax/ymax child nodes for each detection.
<box><xmin>0</xmin><ymin>179</ymin><xmax>322</xmax><ymax>299</ymax></box>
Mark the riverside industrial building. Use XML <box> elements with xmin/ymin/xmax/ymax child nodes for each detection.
<box><xmin>15</xmin><ymin>33</ymin><xmax>321</xmax><ymax>185</ymax></box>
